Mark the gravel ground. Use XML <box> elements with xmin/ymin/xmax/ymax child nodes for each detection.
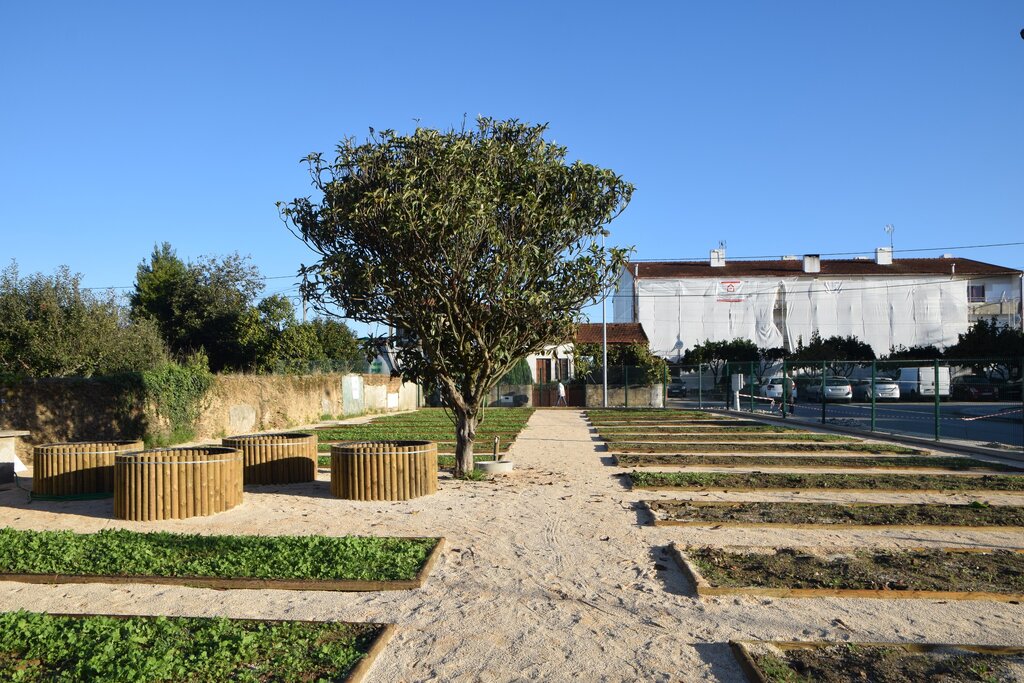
<box><xmin>2</xmin><ymin>409</ymin><xmax>1024</xmax><ymax>681</ymax></box>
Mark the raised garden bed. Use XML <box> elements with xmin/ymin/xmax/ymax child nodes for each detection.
<box><xmin>615</xmin><ymin>453</ymin><xmax>1021</xmax><ymax>472</ymax></box>
<box><xmin>590</xmin><ymin>419</ymin><xmax>757</xmax><ymax>427</ymax></box>
<box><xmin>630</xmin><ymin>470</ymin><xmax>1024</xmax><ymax>492</ymax></box>
<box><xmin>602</xmin><ymin>432</ymin><xmax>856</xmax><ymax>442</ymax></box>
<box><xmin>0</xmin><ymin>528</ymin><xmax>444</xmax><ymax>591</ymax></box>
<box><xmin>731</xmin><ymin>640</ymin><xmax>1024</xmax><ymax>683</ymax></box>
<box><xmin>596</xmin><ymin>425</ymin><xmax>798</xmax><ymax>433</ymax></box>
<box><xmin>614</xmin><ymin>441</ymin><xmax>926</xmax><ymax>454</ymax></box>
<box><xmin>586</xmin><ymin>409</ymin><xmax>713</xmax><ymax>419</ymax></box>
<box><xmin>673</xmin><ymin>544</ymin><xmax>1024</xmax><ymax>600</ymax></box>
<box><xmin>0</xmin><ymin>610</ymin><xmax>392</xmax><ymax>682</ymax></box>
<box><xmin>644</xmin><ymin>500</ymin><xmax>1024</xmax><ymax>528</ymax></box>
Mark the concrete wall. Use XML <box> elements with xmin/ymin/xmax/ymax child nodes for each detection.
<box><xmin>585</xmin><ymin>383</ymin><xmax>664</xmax><ymax>408</ymax></box>
<box><xmin>0</xmin><ymin>373</ymin><xmax>421</xmax><ymax>463</ymax></box>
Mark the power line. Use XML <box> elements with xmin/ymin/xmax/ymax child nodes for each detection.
<box><xmin>627</xmin><ymin>241</ymin><xmax>1024</xmax><ymax>262</ymax></box>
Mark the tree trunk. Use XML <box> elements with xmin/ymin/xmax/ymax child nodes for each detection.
<box><xmin>454</xmin><ymin>407</ymin><xmax>478</xmax><ymax>477</ymax></box>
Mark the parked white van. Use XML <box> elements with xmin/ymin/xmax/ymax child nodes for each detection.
<box><xmin>894</xmin><ymin>366</ymin><xmax>950</xmax><ymax>400</ymax></box>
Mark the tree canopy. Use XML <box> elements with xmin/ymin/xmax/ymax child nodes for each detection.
<box><xmin>279</xmin><ymin>118</ymin><xmax>633</xmax><ymax>474</ymax></box>
<box><xmin>131</xmin><ymin>243</ymin><xmax>361</xmax><ymax>374</ymax></box>
<box><xmin>0</xmin><ymin>261</ymin><xmax>166</xmax><ymax>378</ymax></box>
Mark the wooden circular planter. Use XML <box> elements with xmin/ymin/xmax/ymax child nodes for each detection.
<box><xmin>114</xmin><ymin>446</ymin><xmax>243</xmax><ymax>521</ymax></box>
<box><xmin>32</xmin><ymin>440</ymin><xmax>144</xmax><ymax>499</ymax></box>
<box><xmin>221</xmin><ymin>432</ymin><xmax>317</xmax><ymax>485</ymax></box>
<box><xmin>330</xmin><ymin>441</ymin><xmax>438</xmax><ymax>501</ymax></box>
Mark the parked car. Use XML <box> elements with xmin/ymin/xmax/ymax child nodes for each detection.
<box><xmin>951</xmin><ymin>375</ymin><xmax>999</xmax><ymax>401</ymax></box>
<box><xmin>851</xmin><ymin>377</ymin><xmax>900</xmax><ymax>401</ymax></box>
<box><xmin>667</xmin><ymin>377</ymin><xmax>688</xmax><ymax>398</ymax></box>
<box><xmin>759</xmin><ymin>377</ymin><xmax>796</xmax><ymax>401</ymax></box>
<box><xmin>995</xmin><ymin>378</ymin><xmax>1022</xmax><ymax>401</ymax></box>
<box><xmin>803</xmin><ymin>377</ymin><xmax>853</xmax><ymax>403</ymax></box>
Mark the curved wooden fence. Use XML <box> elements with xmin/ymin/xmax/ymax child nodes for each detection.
<box><xmin>33</xmin><ymin>440</ymin><xmax>144</xmax><ymax>498</ymax></box>
<box><xmin>222</xmin><ymin>432</ymin><xmax>317</xmax><ymax>485</ymax></box>
<box><xmin>114</xmin><ymin>446</ymin><xmax>243</xmax><ymax>521</ymax></box>
<box><xmin>331</xmin><ymin>441</ymin><xmax>438</xmax><ymax>501</ymax></box>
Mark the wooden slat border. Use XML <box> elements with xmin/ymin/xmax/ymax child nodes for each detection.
<box><xmin>668</xmin><ymin>543</ymin><xmax>1024</xmax><ymax>602</ymax></box>
<box><xmin>0</xmin><ymin>537</ymin><xmax>445</xmax><ymax>592</ymax></box>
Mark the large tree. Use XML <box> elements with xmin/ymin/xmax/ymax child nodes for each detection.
<box><xmin>279</xmin><ymin>118</ymin><xmax>632</xmax><ymax>475</ymax></box>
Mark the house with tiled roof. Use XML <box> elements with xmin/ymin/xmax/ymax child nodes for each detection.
<box><xmin>613</xmin><ymin>247</ymin><xmax>1023</xmax><ymax>359</ymax></box>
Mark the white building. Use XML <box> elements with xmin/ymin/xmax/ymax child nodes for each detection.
<box><xmin>613</xmin><ymin>248</ymin><xmax>1024</xmax><ymax>359</ymax></box>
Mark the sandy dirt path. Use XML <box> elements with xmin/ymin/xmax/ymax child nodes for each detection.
<box><xmin>3</xmin><ymin>409</ymin><xmax>1024</xmax><ymax>681</ymax></box>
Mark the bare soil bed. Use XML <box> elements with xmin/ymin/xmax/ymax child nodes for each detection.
<box><xmin>644</xmin><ymin>500</ymin><xmax>1024</xmax><ymax>527</ymax></box>
<box><xmin>737</xmin><ymin>641</ymin><xmax>1024</xmax><ymax>683</ymax></box>
<box><xmin>630</xmin><ymin>470</ymin><xmax>1024</xmax><ymax>492</ymax></box>
<box><xmin>615</xmin><ymin>453</ymin><xmax>1020</xmax><ymax>471</ymax></box>
<box><xmin>595</xmin><ymin>425</ymin><xmax>798</xmax><ymax>433</ymax></box>
<box><xmin>602</xmin><ymin>432</ymin><xmax>855</xmax><ymax>442</ymax></box>
<box><xmin>614</xmin><ymin>441</ymin><xmax>927</xmax><ymax>454</ymax></box>
<box><xmin>685</xmin><ymin>546</ymin><xmax>1024</xmax><ymax>594</ymax></box>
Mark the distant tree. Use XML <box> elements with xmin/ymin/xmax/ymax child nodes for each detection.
<box><xmin>0</xmin><ymin>261</ymin><xmax>166</xmax><ymax>377</ymax></box>
<box><xmin>681</xmin><ymin>338</ymin><xmax>759</xmax><ymax>386</ymax></box>
<box><xmin>753</xmin><ymin>346</ymin><xmax>791</xmax><ymax>383</ymax></box>
<box><xmin>499</xmin><ymin>357</ymin><xmax>534</xmax><ymax>385</ymax></box>
<box><xmin>884</xmin><ymin>344</ymin><xmax>944</xmax><ymax>362</ymax></box>
<box><xmin>945</xmin><ymin>318</ymin><xmax>1024</xmax><ymax>379</ymax></box>
<box><xmin>279</xmin><ymin>118</ymin><xmax>632</xmax><ymax>475</ymax></box>
<box><xmin>269</xmin><ymin>318</ymin><xmax>363</xmax><ymax>373</ymax></box>
<box><xmin>131</xmin><ymin>243</ymin><xmax>268</xmax><ymax>372</ymax></box>
<box><xmin>790</xmin><ymin>332</ymin><xmax>875</xmax><ymax>377</ymax></box>
<box><xmin>573</xmin><ymin>342</ymin><xmax>668</xmax><ymax>385</ymax></box>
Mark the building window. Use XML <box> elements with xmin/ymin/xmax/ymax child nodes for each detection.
<box><xmin>967</xmin><ymin>285</ymin><xmax>985</xmax><ymax>303</ymax></box>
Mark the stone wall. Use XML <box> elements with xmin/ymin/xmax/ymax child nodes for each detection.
<box><xmin>585</xmin><ymin>383</ymin><xmax>664</xmax><ymax>408</ymax></box>
<box><xmin>0</xmin><ymin>373</ymin><xmax>421</xmax><ymax>463</ymax></box>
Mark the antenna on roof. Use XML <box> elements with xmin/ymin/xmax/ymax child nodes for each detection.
<box><xmin>884</xmin><ymin>224</ymin><xmax>895</xmax><ymax>251</ymax></box>
<box><xmin>718</xmin><ymin>240</ymin><xmax>727</xmax><ymax>251</ymax></box>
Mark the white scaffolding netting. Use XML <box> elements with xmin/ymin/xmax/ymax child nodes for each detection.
<box><xmin>630</xmin><ymin>276</ymin><xmax>970</xmax><ymax>358</ymax></box>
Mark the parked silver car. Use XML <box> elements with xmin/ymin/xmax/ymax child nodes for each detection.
<box><xmin>803</xmin><ymin>377</ymin><xmax>853</xmax><ymax>402</ymax></box>
<box><xmin>851</xmin><ymin>377</ymin><xmax>900</xmax><ymax>401</ymax></box>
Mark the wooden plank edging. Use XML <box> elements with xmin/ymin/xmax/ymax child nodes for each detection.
<box><xmin>0</xmin><ymin>537</ymin><xmax>445</xmax><ymax>592</ymax></box>
<box><xmin>668</xmin><ymin>543</ymin><xmax>1024</xmax><ymax>602</ymax></box>
<box><xmin>348</xmin><ymin>623</ymin><xmax>398</xmax><ymax>683</ymax></box>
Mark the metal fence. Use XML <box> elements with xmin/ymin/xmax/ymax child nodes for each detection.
<box><xmin>667</xmin><ymin>358</ymin><xmax>1024</xmax><ymax>452</ymax></box>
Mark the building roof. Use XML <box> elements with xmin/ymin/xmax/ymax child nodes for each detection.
<box><xmin>575</xmin><ymin>323</ymin><xmax>648</xmax><ymax>345</ymax></box>
<box><xmin>627</xmin><ymin>257</ymin><xmax>1021</xmax><ymax>279</ymax></box>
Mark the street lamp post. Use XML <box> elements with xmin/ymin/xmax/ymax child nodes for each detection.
<box><xmin>602</xmin><ymin>233</ymin><xmax>609</xmax><ymax>407</ymax></box>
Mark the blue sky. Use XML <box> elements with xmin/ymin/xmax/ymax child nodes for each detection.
<box><xmin>2</xmin><ymin>2</ymin><xmax>1021</xmax><ymax>334</ymax></box>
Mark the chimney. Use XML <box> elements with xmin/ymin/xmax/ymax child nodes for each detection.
<box><xmin>802</xmin><ymin>254</ymin><xmax>820</xmax><ymax>274</ymax></box>
<box><xmin>710</xmin><ymin>248</ymin><xmax>726</xmax><ymax>268</ymax></box>
<box><xmin>875</xmin><ymin>247</ymin><xmax>893</xmax><ymax>265</ymax></box>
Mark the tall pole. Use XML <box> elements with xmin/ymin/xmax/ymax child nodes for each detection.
<box><xmin>602</xmin><ymin>233</ymin><xmax>609</xmax><ymax>408</ymax></box>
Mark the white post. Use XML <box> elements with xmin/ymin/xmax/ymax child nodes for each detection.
<box><xmin>602</xmin><ymin>234</ymin><xmax>609</xmax><ymax>407</ymax></box>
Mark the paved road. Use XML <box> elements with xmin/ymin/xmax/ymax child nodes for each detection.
<box><xmin>669</xmin><ymin>397</ymin><xmax>1024</xmax><ymax>449</ymax></box>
